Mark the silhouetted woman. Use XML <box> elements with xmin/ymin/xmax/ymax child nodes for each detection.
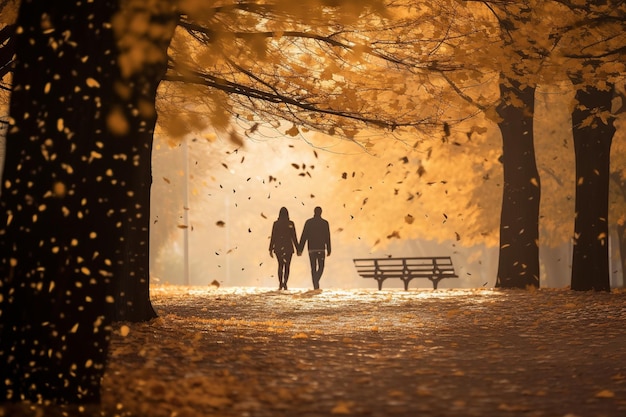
<box><xmin>269</xmin><ymin>207</ymin><xmax>299</xmax><ymax>290</ymax></box>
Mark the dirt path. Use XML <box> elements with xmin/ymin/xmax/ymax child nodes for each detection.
<box><xmin>4</xmin><ymin>286</ymin><xmax>626</xmax><ymax>416</ymax></box>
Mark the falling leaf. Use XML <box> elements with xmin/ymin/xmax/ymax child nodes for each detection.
<box><xmin>86</xmin><ymin>77</ymin><xmax>100</xmax><ymax>88</ymax></box>
<box><xmin>285</xmin><ymin>124</ymin><xmax>299</xmax><ymax>137</ymax></box>
<box><xmin>107</xmin><ymin>106</ymin><xmax>129</xmax><ymax>136</ymax></box>
<box><xmin>119</xmin><ymin>325</ymin><xmax>130</xmax><ymax>337</ymax></box>
<box><xmin>386</xmin><ymin>231</ymin><xmax>400</xmax><ymax>239</ymax></box>
<box><xmin>216</xmin><ymin>221</ymin><xmax>225</xmax><ymax>227</ymax></box>
<box><xmin>229</xmin><ymin>130</ymin><xmax>244</xmax><ymax>146</ymax></box>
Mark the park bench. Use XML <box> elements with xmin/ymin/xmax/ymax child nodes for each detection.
<box><xmin>353</xmin><ymin>256</ymin><xmax>458</xmax><ymax>290</ymax></box>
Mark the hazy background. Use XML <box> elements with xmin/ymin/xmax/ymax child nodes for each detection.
<box><xmin>149</xmin><ymin>133</ymin><xmax>501</xmax><ymax>290</ymax></box>
<box><xmin>149</xmin><ymin>88</ymin><xmax>626</xmax><ymax>291</ymax></box>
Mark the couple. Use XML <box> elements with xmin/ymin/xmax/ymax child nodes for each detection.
<box><xmin>269</xmin><ymin>206</ymin><xmax>331</xmax><ymax>291</ymax></box>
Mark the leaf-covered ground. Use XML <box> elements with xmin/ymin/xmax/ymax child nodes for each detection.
<box><xmin>4</xmin><ymin>286</ymin><xmax>626</xmax><ymax>416</ymax></box>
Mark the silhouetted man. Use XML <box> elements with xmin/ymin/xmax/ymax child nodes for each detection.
<box><xmin>298</xmin><ymin>206</ymin><xmax>331</xmax><ymax>290</ymax></box>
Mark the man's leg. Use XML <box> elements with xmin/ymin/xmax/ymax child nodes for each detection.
<box><xmin>316</xmin><ymin>254</ymin><xmax>326</xmax><ymax>288</ymax></box>
<box><xmin>308</xmin><ymin>252</ymin><xmax>318</xmax><ymax>289</ymax></box>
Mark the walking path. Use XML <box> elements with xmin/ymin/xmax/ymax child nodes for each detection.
<box><xmin>5</xmin><ymin>286</ymin><xmax>626</xmax><ymax>416</ymax></box>
<box><xmin>101</xmin><ymin>286</ymin><xmax>626</xmax><ymax>417</ymax></box>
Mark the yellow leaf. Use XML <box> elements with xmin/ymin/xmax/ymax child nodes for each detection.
<box><xmin>331</xmin><ymin>401</ymin><xmax>353</xmax><ymax>414</ymax></box>
<box><xmin>119</xmin><ymin>325</ymin><xmax>130</xmax><ymax>337</ymax></box>
<box><xmin>595</xmin><ymin>390</ymin><xmax>615</xmax><ymax>398</ymax></box>
<box><xmin>85</xmin><ymin>77</ymin><xmax>100</xmax><ymax>88</ymax></box>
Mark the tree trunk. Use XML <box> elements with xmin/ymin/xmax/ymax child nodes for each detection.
<box><xmin>0</xmin><ymin>0</ymin><xmax>175</xmax><ymax>403</ymax></box>
<box><xmin>0</xmin><ymin>1</ymin><xmax>121</xmax><ymax>403</ymax></box>
<box><xmin>108</xmin><ymin>3</ymin><xmax>177</xmax><ymax>324</ymax></box>
<box><xmin>495</xmin><ymin>78</ymin><xmax>541</xmax><ymax>289</ymax></box>
<box><xmin>610</xmin><ymin>172</ymin><xmax>626</xmax><ymax>288</ymax></box>
<box><xmin>570</xmin><ymin>85</ymin><xmax>615</xmax><ymax>291</ymax></box>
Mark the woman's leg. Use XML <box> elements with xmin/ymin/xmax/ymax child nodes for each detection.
<box><xmin>283</xmin><ymin>253</ymin><xmax>293</xmax><ymax>289</ymax></box>
<box><xmin>277</xmin><ymin>257</ymin><xmax>285</xmax><ymax>289</ymax></box>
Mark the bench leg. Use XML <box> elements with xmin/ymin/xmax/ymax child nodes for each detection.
<box><xmin>403</xmin><ymin>280</ymin><xmax>409</xmax><ymax>291</ymax></box>
<box><xmin>376</xmin><ymin>279</ymin><xmax>383</xmax><ymax>290</ymax></box>
<box><xmin>431</xmin><ymin>278</ymin><xmax>440</xmax><ymax>290</ymax></box>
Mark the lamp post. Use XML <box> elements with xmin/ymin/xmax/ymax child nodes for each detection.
<box><xmin>183</xmin><ymin>137</ymin><xmax>190</xmax><ymax>286</ymax></box>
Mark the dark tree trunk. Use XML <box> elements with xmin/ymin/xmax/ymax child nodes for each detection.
<box><xmin>0</xmin><ymin>6</ymin><xmax>160</xmax><ymax>324</ymax></box>
<box><xmin>570</xmin><ymin>85</ymin><xmax>615</xmax><ymax>292</ymax></box>
<box><xmin>0</xmin><ymin>0</ymin><xmax>175</xmax><ymax>403</ymax></box>
<box><xmin>0</xmin><ymin>1</ymin><xmax>121</xmax><ymax>403</ymax></box>
<box><xmin>108</xmin><ymin>5</ymin><xmax>177</xmax><ymax>324</ymax></box>
<box><xmin>495</xmin><ymin>78</ymin><xmax>541</xmax><ymax>289</ymax></box>
<box><xmin>112</xmin><ymin>136</ymin><xmax>157</xmax><ymax>322</ymax></box>
<box><xmin>610</xmin><ymin>172</ymin><xmax>626</xmax><ymax>288</ymax></box>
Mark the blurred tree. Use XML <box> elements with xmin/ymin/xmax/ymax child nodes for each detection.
<box><xmin>0</xmin><ymin>0</ymin><xmax>176</xmax><ymax>404</ymax></box>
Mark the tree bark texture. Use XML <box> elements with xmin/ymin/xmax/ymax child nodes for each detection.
<box><xmin>495</xmin><ymin>79</ymin><xmax>541</xmax><ymax>289</ymax></box>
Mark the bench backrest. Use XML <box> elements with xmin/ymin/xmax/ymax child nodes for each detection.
<box><xmin>353</xmin><ymin>257</ymin><xmax>456</xmax><ymax>277</ymax></box>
